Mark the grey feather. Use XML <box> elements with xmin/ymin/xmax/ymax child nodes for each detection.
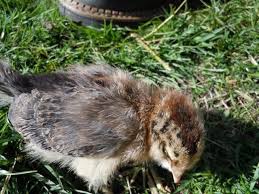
<box><xmin>5</xmin><ymin>64</ymin><xmax>140</xmax><ymax>158</ymax></box>
<box><xmin>0</xmin><ymin>91</ymin><xmax>13</xmax><ymax>107</ymax></box>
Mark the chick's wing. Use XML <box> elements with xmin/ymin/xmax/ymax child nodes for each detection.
<box><xmin>9</xmin><ymin>86</ymin><xmax>138</xmax><ymax>156</ymax></box>
<box><xmin>8</xmin><ymin>73</ymin><xmax>139</xmax><ymax>158</ymax></box>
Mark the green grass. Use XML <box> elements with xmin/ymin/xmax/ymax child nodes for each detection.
<box><xmin>0</xmin><ymin>0</ymin><xmax>258</xmax><ymax>193</ymax></box>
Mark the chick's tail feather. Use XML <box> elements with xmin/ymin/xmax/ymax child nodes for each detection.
<box><xmin>0</xmin><ymin>60</ymin><xmax>32</xmax><ymax>107</ymax></box>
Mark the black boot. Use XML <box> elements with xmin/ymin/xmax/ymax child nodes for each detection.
<box><xmin>59</xmin><ymin>0</ymin><xmax>170</xmax><ymax>27</ymax></box>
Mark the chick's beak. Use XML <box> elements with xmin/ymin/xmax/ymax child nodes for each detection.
<box><xmin>172</xmin><ymin>172</ymin><xmax>182</xmax><ymax>184</ymax></box>
<box><xmin>171</xmin><ymin>166</ymin><xmax>184</xmax><ymax>184</ymax></box>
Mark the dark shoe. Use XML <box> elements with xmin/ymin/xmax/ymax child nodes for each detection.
<box><xmin>59</xmin><ymin>0</ymin><xmax>170</xmax><ymax>27</ymax></box>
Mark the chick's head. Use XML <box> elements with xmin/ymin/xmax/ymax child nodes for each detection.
<box><xmin>148</xmin><ymin>91</ymin><xmax>205</xmax><ymax>183</ymax></box>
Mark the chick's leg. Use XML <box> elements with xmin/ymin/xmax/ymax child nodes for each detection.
<box><xmin>101</xmin><ymin>185</ymin><xmax>114</xmax><ymax>194</ymax></box>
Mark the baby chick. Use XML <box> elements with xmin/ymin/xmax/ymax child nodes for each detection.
<box><xmin>0</xmin><ymin>61</ymin><xmax>205</xmax><ymax>192</ymax></box>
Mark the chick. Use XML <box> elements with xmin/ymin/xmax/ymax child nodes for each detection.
<box><xmin>0</xmin><ymin>61</ymin><xmax>205</xmax><ymax>192</ymax></box>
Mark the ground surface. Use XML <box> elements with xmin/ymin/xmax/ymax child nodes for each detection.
<box><xmin>0</xmin><ymin>0</ymin><xmax>258</xmax><ymax>193</ymax></box>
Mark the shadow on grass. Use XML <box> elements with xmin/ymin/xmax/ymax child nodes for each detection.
<box><xmin>203</xmin><ymin>110</ymin><xmax>259</xmax><ymax>178</ymax></box>
<box><xmin>9</xmin><ymin>109</ymin><xmax>258</xmax><ymax>194</ymax></box>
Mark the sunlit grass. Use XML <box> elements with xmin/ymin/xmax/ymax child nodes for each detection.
<box><xmin>0</xmin><ymin>0</ymin><xmax>258</xmax><ymax>193</ymax></box>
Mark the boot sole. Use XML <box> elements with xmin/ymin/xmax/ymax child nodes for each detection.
<box><xmin>59</xmin><ymin>0</ymin><xmax>167</xmax><ymax>27</ymax></box>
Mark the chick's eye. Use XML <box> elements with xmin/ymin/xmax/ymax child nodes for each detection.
<box><xmin>172</xmin><ymin>160</ymin><xmax>179</xmax><ymax>166</ymax></box>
